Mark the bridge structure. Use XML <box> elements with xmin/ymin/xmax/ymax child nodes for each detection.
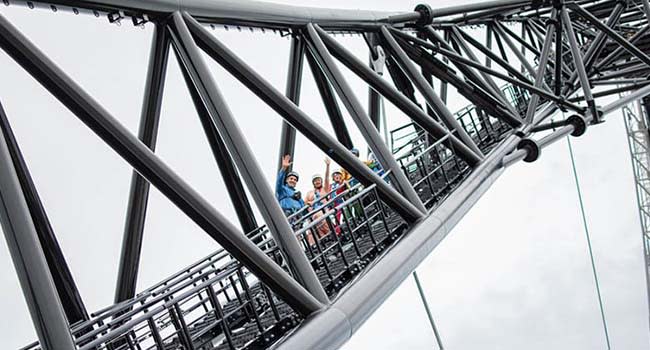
<box><xmin>1</xmin><ymin>0</ymin><xmax>650</xmax><ymax>349</ymax></box>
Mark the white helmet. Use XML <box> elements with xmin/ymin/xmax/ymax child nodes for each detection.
<box><xmin>311</xmin><ymin>174</ymin><xmax>323</xmax><ymax>182</ymax></box>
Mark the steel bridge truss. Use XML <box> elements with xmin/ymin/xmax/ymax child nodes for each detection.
<box><xmin>1</xmin><ymin>0</ymin><xmax>650</xmax><ymax>349</ymax></box>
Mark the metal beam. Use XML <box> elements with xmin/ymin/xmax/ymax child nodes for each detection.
<box><xmin>422</xmin><ymin>26</ymin><xmax>513</xmax><ymax>114</ymax></box>
<box><xmin>524</xmin><ymin>9</ymin><xmax>557</xmax><ymax>124</ymax></box>
<box><xmin>416</xmin><ymin>38</ymin><xmax>582</xmax><ymax>113</ymax></box>
<box><xmin>569</xmin><ymin>3</ymin><xmax>650</xmax><ymax>68</ymax></box>
<box><xmin>9</xmin><ymin>0</ymin><xmax>410</xmax><ymax>29</ymax></box>
<box><xmin>167</xmin><ymin>12</ymin><xmax>328</xmax><ymax>304</ymax></box>
<box><xmin>304</xmin><ymin>45</ymin><xmax>354</xmax><ymax>149</ymax></box>
<box><xmin>0</xmin><ymin>102</ymin><xmax>76</xmax><ymax>350</ymax></box>
<box><xmin>379</xmin><ymin>26</ymin><xmax>484</xmax><ymax>157</ymax></box>
<box><xmin>115</xmin><ymin>22</ymin><xmax>169</xmax><ymax>304</ymax></box>
<box><xmin>174</xmin><ymin>30</ymin><xmax>259</xmax><ymax>236</ymax></box>
<box><xmin>561</xmin><ymin>6</ymin><xmax>598</xmax><ymax>120</ymax></box>
<box><xmin>182</xmin><ymin>13</ymin><xmax>425</xmax><ymax>224</ymax></box>
<box><xmin>391</xmin><ymin>34</ymin><xmax>520</xmax><ymax>128</ymax></box>
<box><xmin>0</xmin><ymin>108</ymin><xmax>89</xmax><ymax>325</ymax></box>
<box><xmin>277</xmin><ymin>35</ymin><xmax>304</xmax><ymax>172</ymax></box>
<box><xmin>0</xmin><ymin>13</ymin><xmax>323</xmax><ymax>316</ymax></box>
<box><xmin>304</xmin><ymin>23</ymin><xmax>426</xmax><ymax>213</ymax></box>
<box><xmin>312</xmin><ymin>24</ymin><xmax>483</xmax><ymax>166</ymax></box>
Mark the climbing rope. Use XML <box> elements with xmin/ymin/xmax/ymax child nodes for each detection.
<box><xmin>412</xmin><ymin>271</ymin><xmax>445</xmax><ymax>349</ymax></box>
<box><xmin>566</xmin><ymin>137</ymin><xmax>612</xmax><ymax>349</ymax></box>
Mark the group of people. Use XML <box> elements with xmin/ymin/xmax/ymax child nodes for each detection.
<box><xmin>275</xmin><ymin>150</ymin><xmax>384</xmax><ymax>244</ymax></box>
<box><xmin>275</xmin><ymin>154</ymin><xmax>350</xmax><ymax>218</ymax></box>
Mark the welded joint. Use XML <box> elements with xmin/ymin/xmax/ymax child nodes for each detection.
<box><xmin>517</xmin><ymin>138</ymin><xmax>540</xmax><ymax>163</ymax></box>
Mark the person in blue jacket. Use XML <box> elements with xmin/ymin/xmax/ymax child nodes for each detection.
<box><xmin>276</xmin><ymin>154</ymin><xmax>304</xmax><ymax>216</ymax></box>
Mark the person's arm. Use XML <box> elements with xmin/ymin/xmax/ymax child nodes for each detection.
<box><xmin>324</xmin><ymin>158</ymin><xmax>331</xmax><ymax>192</ymax></box>
<box><xmin>305</xmin><ymin>190</ymin><xmax>314</xmax><ymax>207</ymax></box>
<box><xmin>276</xmin><ymin>169</ymin><xmax>286</xmax><ymax>199</ymax></box>
<box><xmin>276</xmin><ymin>155</ymin><xmax>292</xmax><ymax>198</ymax></box>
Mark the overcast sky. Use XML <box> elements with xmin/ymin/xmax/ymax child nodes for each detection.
<box><xmin>0</xmin><ymin>0</ymin><xmax>648</xmax><ymax>349</ymax></box>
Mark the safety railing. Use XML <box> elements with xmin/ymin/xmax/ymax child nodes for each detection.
<box><xmin>292</xmin><ymin>180</ymin><xmax>406</xmax><ymax>297</ymax></box>
<box><xmin>22</xmin><ymin>227</ymin><xmax>295</xmax><ymax>350</ymax></box>
<box><xmin>396</xmin><ymin>135</ymin><xmax>469</xmax><ymax>208</ymax></box>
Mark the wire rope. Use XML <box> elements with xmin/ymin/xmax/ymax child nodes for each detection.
<box><xmin>412</xmin><ymin>271</ymin><xmax>445</xmax><ymax>349</ymax></box>
<box><xmin>567</xmin><ymin>137</ymin><xmax>612</xmax><ymax>349</ymax></box>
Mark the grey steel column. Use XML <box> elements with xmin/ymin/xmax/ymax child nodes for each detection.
<box><xmin>554</xmin><ymin>13</ymin><xmax>563</xmax><ymax>96</ymax></box>
<box><xmin>367</xmin><ymin>33</ymin><xmax>382</xmax><ymax>131</ymax></box>
<box><xmin>380</xmin><ymin>26</ymin><xmax>483</xmax><ymax>157</ymax></box>
<box><xmin>182</xmin><ymin>14</ymin><xmax>424</xmax><ymax>223</ymax></box>
<box><xmin>168</xmin><ymin>13</ymin><xmax>328</xmax><ymax>304</ymax></box>
<box><xmin>174</xmin><ymin>37</ymin><xmax>259</xmax><ymax>236</ymax></box>
<box><xmin>561</xmin><ymin>7</ymin><xmax>598</xmax><ymax>120</ymax></box>
<box><xmin>492</xmin><ymin>21</ymin><xmax>538</xmax><ymax>80</ymax></box>
<box><xmin>0</xmin><ymin>13</ymin><xmax>322</xmax><ymax>316</ymax></box>
<box><xmin>312</xmin><ymin>25</ymin><xmax>482</xmax><ymax>167</ymax></box>
<box><xmin>277</xmin><ymin>36</ymin><xmax>304</xmax><ymax>171</ymax></box>
<box><xmin>304</xmin><ymin>47</ymin><xmax>354</xmax><ymax>149</ymax></box>
<box><xmin>0</xmin><ymin>103</ymin><xmax>88</xmax><ymax>324</ymax></box>
<box><xmin>0</xmin><ymin>104</ymin><xmax>76</xmax><ymax>349</ymax></box>
<box><xmin>447</xmin><ymin>27</ymin><xmax>518</xmax><ymax>114</ymax></box>
<box><xmin>305</xmin><ymin>23</ymin><xmax>427</xmax><ymax>213</ymax></box>
<box><xmin>523</xmin><ymin>9</ymin><xmax>557</xmax><ymax>124</ymax></box>
<box><xmin>423</xmin><ymin>26</ymin><xmax>520</xmax><ymax>120</ymax></box>
<box><xmin>486</xmin><ymin>25</ymin><xmax>493</xmax><ymax>68</ymax></box>
<box><xmin>115</xmin><ymin>23</ymin><xmax>170</xmax><ymax>304</ymax></box>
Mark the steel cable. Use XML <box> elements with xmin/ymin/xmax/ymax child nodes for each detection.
<box><xmin>567</xmin><ymin>137</ymin><xmax>612</xmax><ymax>349</ymax></box>
<box><xmin>412</xmin><ymin>271</ymin><xmax>444</xmax><ymax>349</ymax></box>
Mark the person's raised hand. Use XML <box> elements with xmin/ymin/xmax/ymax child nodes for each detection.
<box><xmin>282</xmin><ymin>154</ymin><xmax>292</xmax><ymax>169</ymax></box>
<box><xmin>325</xmin><ymin>158</ymin><xmax>331</xmax><ymax>166</ymax></box>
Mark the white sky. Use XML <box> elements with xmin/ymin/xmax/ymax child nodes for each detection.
<box><xmin>0</xmin><ymin>0</ymin><xmax>648</xmax><ymax>349</ymax></box>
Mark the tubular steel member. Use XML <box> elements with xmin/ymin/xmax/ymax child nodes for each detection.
<box><xmin>182</xmin><ymin>13</ymin><xmax>425</xmax><ymax>224</ymax></box>
<box><xmin>561</xmin><ymin>6</ymin><xmax>599</xmax><ymax>123</ymax></box>
<box><xmin>0</xmin><ymin>101</ymin><xmax>89</xmax><ymax>325</ymax></box>
<box><xmin>0</xmin><ymin>103</ymin><xmax>76</xmax><ymax>350</ymax></box>
<box><xmin>569</xmin><ymin>4</ymin><xmax>650</xmax><ymax>68</ymax></box>
<box><xmin>174</xmin><ymin>27</ymin><xmax>259</xmax><ymax>235</ymax></box>
<box><xmin>379</xmin><ymin>26</ymin><xmax>484</xmax><ymax>157</ymax></box>
<box><xmin>304</xmin><ymin>44</ymin><xmax>354</xmax><ymax>149</ymax></box>
<box><xmin>0</xmin><ymin>13</ymin><xmax>323</xmax><ymax>316</ymax></box>
<box><xmin>561</xmin><ymin>2</ymin><xmax>625</xmax><ymax>96</ymax></box>
<box><xmin>311</xmin><ymin>24</ymin><xmax>483</xmax><ymax>167</ymax></box>
<box><xmin>446</xmin><ymin>27</ymin><xmax>522</xmax><ymax>118</ymax></box>
<box><xmin>115</xmin><ymin>22</ymin><xmax>170</xmax><ymax>304</ymax></box>
<box><xmin>390</xmin><ymin>30</ymin><xmax>522</xmax><ymax>128</ymax></box>
<box><xmin>167</xmin><ymin>12</ymin><xmax>328</xmax><ymax>304</ymax></box>
<box><xmin>523</xmin><ymin>9</ymin><xmax>557</xmax><ymax>124</ymax></box>
<box><xmin>277</xmin><ymin>35</ymin><xmax>304</xmax><ymax>172</ymax></box>
<box><xmin>366</xmin><ymin>33</ymin><xmax>383</xmax><ymax>131</ymax></box>
<box><xmin>421</xmin><ymin>26</ymin><xmax>520</xmax><ymax>120</ymax></box>
<box><xmin>303</xmin><ymin>23</ymin><xmax>427</xmax><ymax>214</ymax></box>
